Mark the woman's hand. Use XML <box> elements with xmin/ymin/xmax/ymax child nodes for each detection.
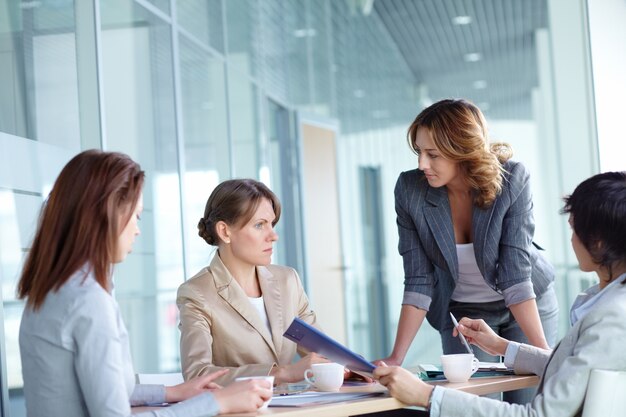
<box><xmin>455</xmin><ymin>317</ymin><xmax>509</xmax><ymax>356</ymax></box>
<box><xmin>165</xmin><ymin>369</ymin><xmax>228</xmax><ymax>403</ymax></box>
<box><xmin>344</xmin><ymin>368</ymin><xmax>374</xmax><ymax>383</ymax></box>
<box><xmin>373</xmin><ymin>356</ymin><xmax>403</xmax><ymax>367</ymax></box>
<box><xmin>272</xmin><ymin>352</ymin><xmax>328</xmax><ymax>384</ymax></box>
<box><xmin>213</xmin><ymin>379</ymin><xmax>273</xmax><ymax>414</ymax></box>
<box><xmin>374</xmin><ymin>363</ymin><xmax>433</xmax><ymax>407</ymax></box>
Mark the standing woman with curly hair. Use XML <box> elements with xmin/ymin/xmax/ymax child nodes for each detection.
<box><xmin>377</xmin><ymin>99</ymin><xmax>559</xmax><ymax>404</ymax></box>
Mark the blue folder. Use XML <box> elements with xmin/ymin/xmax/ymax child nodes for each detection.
<box><xmin>283</xmin><ymin>317</ymin><xmax>376</xmax><ymax>373</ymax></box>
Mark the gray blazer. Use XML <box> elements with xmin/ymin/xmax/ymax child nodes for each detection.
<box><xmin>438</xmin><ymin>277</ymin><xmax>626</xmax><ymax>417</ymax></box>
<box><xmin>395</xmin><ymin>160</ymin><xmax>554</xmax><ymax>330</ymax></box>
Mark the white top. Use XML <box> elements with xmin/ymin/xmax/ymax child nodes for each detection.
<box><xmin>451</xmin><ymin>243</ymin><xmax>504</xmax><ymax>303</ymax></box>
<box><xmin>248</xmin><ymin>295</ymin><xmax>272</xmax><ymax>335</ymax></box>
<box><xmin>19</xmin><ymin>267</ymin><xmax>219</xmax><ymax>417</ymax></box>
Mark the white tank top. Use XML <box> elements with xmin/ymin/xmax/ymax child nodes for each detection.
<box><xmin>450</xmin><ymin>243</ymin><xmax>504</xmax><ymax>303</ymax></box>
<box><xmin>248</xmin><ymin>295</ymin><xmax>272</xmax><ymax>335</ymax></box>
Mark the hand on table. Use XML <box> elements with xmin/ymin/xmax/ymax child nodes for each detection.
<box><xmin>213</xmin><ymin>378</ymin><xmax>273</xmax><ymax>414</ymax></box>
<box><xmin>373</xmin><ymin>363</ymin><xmax>433</xmax><ymax>408</ymax></box>
<box><xmin>165</xmin><ymin>369</ymin><xmax>227</xmax><ymax>403</ymax></box>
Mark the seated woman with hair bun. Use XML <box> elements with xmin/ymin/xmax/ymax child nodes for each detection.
<box><xmin>177</xmin><ymin>179</ymin><xmax>328</xmax><ymax>385</ymax></box>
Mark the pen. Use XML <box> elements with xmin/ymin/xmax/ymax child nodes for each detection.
<box><xmin>450</xmin><ymin>312</ymin><xmax>474</xmax><ymax>354</ymax></box>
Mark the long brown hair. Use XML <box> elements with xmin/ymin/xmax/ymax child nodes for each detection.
<box><xmin>407</xmin><ymin>99</ymin><xmax>513</xmax><ymax>207</ymax></box>
<box><xmin>198</xmin><ymin>179</ymin><xmax>282</xmax><ymax>246</ymax></box>
<box><xmin>17</xmin><ymin>150</ymin><xmax>145</xmax><ymax>309</ymax></box>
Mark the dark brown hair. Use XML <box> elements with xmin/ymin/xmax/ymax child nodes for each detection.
<box><xmin>17</xmin><ymin>150</ymin><xmax>145</xmax><ymax>309</ymax></box>
<box><xmin>198</xmin><ymin>179</ymin><xmax>281</xmax><ymax>246</ymax></box>
<box><xmin>407</xmin><ymin>99</ymin><xmax>513</xmax><ymax>207</ymax></box>
<box><xmin>562</xmin><ymin>171</ymin><xmax>626</xmax><ymax>281</ymax></box>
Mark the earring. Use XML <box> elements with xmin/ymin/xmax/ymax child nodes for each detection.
<box><xmin>225</xmin><ymin>239</ymin><xmax>231</xmax><ymax>244</ymax></box>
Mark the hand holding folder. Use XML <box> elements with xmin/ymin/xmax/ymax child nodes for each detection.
<box><xmin>283</xmin><ymin>318</ymin><xmax>376</xmax><ymax>375</ymax></box>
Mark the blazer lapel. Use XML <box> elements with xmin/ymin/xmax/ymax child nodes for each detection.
<box><xmin>258</xmin><ymin>266</ymin><xmax>284</xmax><ymax>356</ymax></box>
<box><xmin>423</xmin><ymin>186</ymin><xmax>458</xmax><ymax>278</ymax></box>
<box><xmin>472</xmin><ymin>203</ymin><xmax>496</xmax><ymax>274</ymax></box>
<box><xmin>210</xmin><ymin>254</ymin><xmax>279</xmax><ymax>360</ymax></box>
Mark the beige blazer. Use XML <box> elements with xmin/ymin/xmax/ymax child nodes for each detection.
<box><xmin>177</xmin><ymin>253</ymin><xmax>318</xmax><ymax>384</ymax></box>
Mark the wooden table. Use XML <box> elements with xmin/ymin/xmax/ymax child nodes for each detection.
<box><xmin>133</xmin><ymin>374</ymin><xmax>539</xmax><ymax>417</ymax></box>
<box><xmin>226</xmin><ymin>375</ymin><xmax>539</xmax><ymax>416</ymax></box>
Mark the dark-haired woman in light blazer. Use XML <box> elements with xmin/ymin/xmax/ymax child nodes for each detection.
<box><xmin>377</xmin><ymin>99</ymin><xmax>559</xmax><ymax>404</ymax></box>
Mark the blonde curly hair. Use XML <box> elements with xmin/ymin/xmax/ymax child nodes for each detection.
<box><xmin>407</xmin><ymin>99</ymin><xmax>512</xmax><ymax>208</ymax></box>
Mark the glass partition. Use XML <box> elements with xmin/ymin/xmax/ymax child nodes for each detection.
<box><xmin>178</xmin><ymin>36</ymin><xmax>229</xmax><ymax>275</ymax></box>
<box><xmin>100</xmin><ymin>0</ymin><xmax>182</xmax><ymax>373</ymax></box>
<box><xmin>228</xmin><ymin>68</ymin><xmax>260</xmax><ymax>179</ymax></box>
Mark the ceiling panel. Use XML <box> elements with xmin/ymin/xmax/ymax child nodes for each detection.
<box><xmin>374</xmin><ymin>0</ymin><xmax>548</xmax><ymax>119</ymax></box>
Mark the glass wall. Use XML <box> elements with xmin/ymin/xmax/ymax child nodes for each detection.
<box><xmin>0</xmin><ymin>1</ymin><xmax>82</xmax><ymax>413</ymax></box>
<box><xmin>99</xmin><ymin>0</ymin><xmax>184</xmax><ymax>374</ymax></box>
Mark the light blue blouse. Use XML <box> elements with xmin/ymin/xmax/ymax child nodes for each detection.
<box><xmin>19</xmin><ymin>268</ymin><xmax>219</xmax><ymax>417</ymax></box>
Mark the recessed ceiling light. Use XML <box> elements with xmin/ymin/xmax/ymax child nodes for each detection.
<box><xmin>464</xmin><ymin>52</ymin><xmax>482</xmax><ymax>62</ymax></box>
<box><xmin>473</xmin><ymin>80</ymin><xmax>487</xmax><ymax>89</ymax></box>
<box><xmin>452</xmin><ymin>15</ymin><xmax>472</xmax><ymax>25</ymax></box>
<box><xmin>293</xmin><ymin>28</ymin><xmax>317</xmax><ymax>38</ymax></box>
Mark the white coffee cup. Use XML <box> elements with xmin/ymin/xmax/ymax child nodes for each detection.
<box><xmin>441</xmin><ymin>353</ymin><xmax>479</xmax><ymax>383</ymax></box>
<box><xmin>234</xmin><ymin>376</ymin><xmax>274</xmax><ymax>409</ymax></box>
<box><xmin>303</xmin><ymin>362</ymin><xmax>345</xmax><ymax>392</ymax></box>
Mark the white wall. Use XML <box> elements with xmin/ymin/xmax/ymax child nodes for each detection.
<box><xmin>587</xmin><ymin>0</ymin><xmax>626</xmax><ymax>171</ymax></box>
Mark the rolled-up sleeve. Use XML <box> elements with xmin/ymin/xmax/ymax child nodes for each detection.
<box><xmin>395</xmin><ymin>173</ymin><xmax>434</xmax><ymax>311</ymax></box>
<box><xmin>496</xmin><ymin>163</ymin><xmax>537</xmax><ymax>306</ymax></box>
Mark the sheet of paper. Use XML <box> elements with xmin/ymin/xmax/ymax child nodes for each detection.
<box><xmin>270</xmin><ymin>391</ymin><xmax>383</xmax><ymax>407</ymax></box>
<box><xmin>478</xmin><ymin>361</ymin><xmax>509</xmax><ymax>371</ymax></box>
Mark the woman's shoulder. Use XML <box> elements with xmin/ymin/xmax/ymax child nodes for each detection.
<box><xmin>395</xmin><ymin>169</ymin><xmax>427</xmax><ymax>193</ymax></box>
<box><xmin>263</xmin><ymin>264</ymin><xmax>299</xmax><ymax>279</ymax></box>
<box><xmin>501</xmin><ymin>160</ymin><xmax>529</xmax><ymax>180</ymax></box>
<box><xmin>59</xmin><ymin>273</ymin><xmax>113</xmax><ymax>312</ymax></box>
<box><xmin>178</xmin><ymin>267</ymin><xmax>214</xmax><ymax>296</ymax></box>
<box><xmin>397</xmin><ymin>168</ymin><xmax>425</xmax><ymax>182</ymax></box>
<box><xmin>500</xmin><ymin>160</ymin><xmax>530</xmax><ymax>193</ymax></box>
<box><xmin>262</xmin><ymin>265</ymin><xmax>305</xmax><ymax>291</ymax></box>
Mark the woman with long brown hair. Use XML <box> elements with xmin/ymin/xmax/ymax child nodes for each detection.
<box><xmin>18</xmin><ymin>150</ymin><xmax>271</xmax><ymax>417</ymax></box>
<box><xmin>377</xmin><ymin>99</ymin><xmax>559</xmax><ymax>404</ymax></box>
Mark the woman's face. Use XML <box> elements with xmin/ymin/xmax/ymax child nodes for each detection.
<box><xmin>415</xmin><ymin>127</ymin><xmax>461</xmax><ymax>188</ymax></box>
<box><xmin>569</xmin><ymin>215</ymin><xmax>595</xmax><ymax>273</ymax></box>
<box><xmin>229</xmin><ymin>198</ymin><xmax>278</xmax><ymax>267</ymax></box>
<box><xmin>115</xmin><ymin>192</ymin><xmax>143</xmax><ymax>263</ymax></box>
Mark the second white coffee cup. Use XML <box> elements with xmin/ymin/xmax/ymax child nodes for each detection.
<box><xmin>303</xmin><ymin>362</ymin><xmax>344</xmax><ymax>391</ymax></box>
<box><xmin>441</xmin><ymin>353</ymin><xmax>479</xmax><ymax>383</ymax></box>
